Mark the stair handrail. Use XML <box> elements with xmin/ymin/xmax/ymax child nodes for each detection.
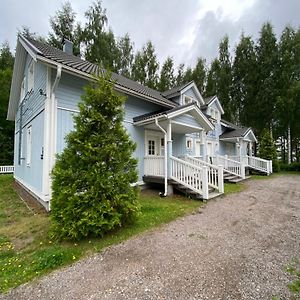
<box><xmin>214</xmin><ymin>155</ymin><xmax>245</xmax><ymax>179</ymax></box>
<box><xmin>184</xmin><ymin>155</ymin><xmax>224</xmax><ymax>193</ymax></box>
<box><xmin>245</xmin><ymin>155</ymin><xmax>272</xmax><ymax>175</ymax></box>
<box><xmin>170</xmin><ymin>156</ymin><xmax>209</xmax><ymax>199</ymax></box>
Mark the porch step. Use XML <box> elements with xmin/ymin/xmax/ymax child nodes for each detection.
<box><xmin>172</xmin><ymin>181</ymin><xmax>217</xmax><ymax>200</ymax></box>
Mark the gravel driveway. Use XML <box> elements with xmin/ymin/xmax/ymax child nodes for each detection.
<box><xmin>1</xmin><ymin>175</ymin><xmax>300</xmax><ymax>300</ymax></box>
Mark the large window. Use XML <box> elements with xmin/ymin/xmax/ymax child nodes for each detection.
<box><xmin>148</xmin><ymin>140</ymin><xmax>155</xmax><ymax>155</ymax></box>
<box><xmin>183</xmin><ymin>95</ymin><xmax>194</xmax><ymax>105</ymax></box>
<box><xmin>26</xmin><ymin>126</ymin><xmax>32</xmax><ymax>167</ymax></box>
<box><xmin>28</xmin><ymin>61</ymin><xmax>34</xmax><ymax>92</ymax></box>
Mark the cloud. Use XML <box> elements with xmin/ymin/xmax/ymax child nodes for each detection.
<box><xmin>185</xmin><ymin>0</ymin><xmax>300</xmax><ymax>67</ymax></box>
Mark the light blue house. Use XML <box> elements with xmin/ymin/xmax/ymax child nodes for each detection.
<box><xmin>7</xmin><ymin>36</ymin><xmax>272</xmax><ymax>210</ymax></box>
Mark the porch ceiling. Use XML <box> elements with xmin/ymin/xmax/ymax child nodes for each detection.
<box><xmin>142</xmin><ymin>119</ymin><xmax>200</xmax><ymax>134</ymax></box>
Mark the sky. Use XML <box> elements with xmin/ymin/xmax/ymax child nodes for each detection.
<box><xmin>1</xmin><ymin>0</ymin><xmax>299</xmax><ymax>68</ymax></box>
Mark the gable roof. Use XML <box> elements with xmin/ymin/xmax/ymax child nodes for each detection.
<box><xmin>8</xmin><ymin>35</ymin><xmax>177</xmax><ymax>120</ymax></box>
<box><xmin>162</xmin><ymin>81</ymin><xmax>193</xmax><ymax>98</ymax></box>
<box><xmin>133</xmin><ymin>102</ymin><xmax>214</xmax><ymax>132</ymax></box>
<box><xmin>203</xmin><ymin>95</ymin><xmax>224</xmax><ymax>114</ymax></box>
<box><xmin>219</xmin><ymin>127</ymin><xmax>257</xmax><ymax>142</ymax></box>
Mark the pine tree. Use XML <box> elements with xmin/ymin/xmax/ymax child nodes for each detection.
<box><xmin>158</xmin><ymin>56</ymin><xmax>175</xmax><ymax>91</ymax></box>
<box><xmin>259</xmin><ymin>129</ymin><xmax>279</xmax><ymax>172</ymax></box>
<box><xmin>48</xmin><ymin>1</ymin><xmax>81</xmax><ymax>56</ymax></box>
<box><xmin>51</xmin><ymin>74</ymin><xmax>140</xmax><ymax>240</ymax></box>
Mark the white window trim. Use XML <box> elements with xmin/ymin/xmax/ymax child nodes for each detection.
<box><xmin>26</xmin><ymin>126</ymin><xmax>32</xmax><ymax>167</ymax></box>
<box><xmin>28</xmin><ymin>61</ymin><xmax>35</xmax><ymax>92</ymax></box>
<box><xmin>20</xmin><ymin>76</ymin><xmax>26</xmax><ymax>103</ymax></box>
<box><xmin>186</xmin><ymin>137</ymin><xmax>193</xmax><ymax>150</ymax></box>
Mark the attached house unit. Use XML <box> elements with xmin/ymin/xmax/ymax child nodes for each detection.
<box><xmin>7</xmin><ymin>35</ymin><xmax>273</xmax><ymax>211</ymax></box>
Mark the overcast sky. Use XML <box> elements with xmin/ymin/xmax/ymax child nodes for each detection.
<box><xmin>1</xmin><ymin>0</ymin><xmax>299</xmax><ymax>68</ymax></box>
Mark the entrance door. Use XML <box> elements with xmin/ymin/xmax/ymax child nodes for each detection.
<box><xmin>207</xmin><ymin>142</ymin><xmax>213</xmax><ymax>157</ymax></box>
<box><xmin>195</xmin><ymin>140</ymin><xmax>201</xmax><ymax>157</ymax></box>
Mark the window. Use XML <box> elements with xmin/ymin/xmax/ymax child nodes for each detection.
<box><xmin>20</xmin><ymin>77</ymin><xmax>25</xmax><ymax>102</ymax></box>
<box><xmin>183</xmin><ymin>95</ymin><xmax>193</xmax><ymax>105</ymax></box>
<box><xmin>26</xmin><ymin>126</ymin><xmax>32</xmax><ymax>166</ymax></box>
<box><xmin>160</xmin><ymin>138</ymin><xmax>165</xmax><ymax>147</ymax></box>
<box><xmin>148</xmin><ymin>140</ymin><xmax>155</xmax><ymax>155</ymax></box>
<box><xmin>210</xmin><ymin>108</ymin><xmax>220</xmax><ymax>121</ymax></box>
<box><xmin>186</xmin><ymin>138</ymin><xmax>193</xmax><ymax>150</ymax></box>
<box><xmin>28</xmin><ymin>61</ymin><xmax>34</xmax><ymax>92</ymax></box>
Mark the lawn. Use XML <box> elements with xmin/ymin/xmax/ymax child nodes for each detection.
<box><xmin>0</xmin><ymin>175</ymin><xmax>202</xmax><ymax>293</ymax></box>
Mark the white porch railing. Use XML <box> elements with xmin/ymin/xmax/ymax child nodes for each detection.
<box><xmin>170</xmin><ymin>156</ymin><xmax>209</xmax><ymax>199</ymax></box>
<box><xmin>144</xmin><ymin>156</ymin><xmax>165</xmax><ymax>177</ymax></box>
<box><xmin>246</xmin><ymin>156</ymin><xmax>272</xmax><ymax>174</ymax></box>
<box><xmin>228</xmin><ymin>155</ymin><xmax>272</xmax><ymax>175</ymax></box>
<box><xmin>184</xmin><ymin>155</ymin><xmax>224</xmax><ymax>193</ymax></box>
<box><xmin>0</xmin><ymin>166</ymin><xmax>14</xmax><ymax>174</ymax></box>
<box><xmin>213</xmin><ymin>155</ymin><xmax>245</xmax><ymax>179</ymax></box>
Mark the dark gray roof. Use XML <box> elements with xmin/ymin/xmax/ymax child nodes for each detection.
<box><xmin>203</xmin><ymin>95</ymin><xmax>216</xmax><ymax>105</ymax></box>
<box><xmin>219</xmin><ymin>127</ymin><xmax>250</xmax><ymax>139</ymax></box>
<box><xmin>25</xmin><ymin>36</ymin><xmax>176</xmax><ymax>108</ymax></box>
<box><xmin>162</xmin><ymin>81</ymin><xmax>193</xmax><ymax>99</ymax></box>
<box><xmin>220</xmin><ymin>119</ymin><xmax>240</xmax><ymax>130</ymax></box>
<box><xmin>133</xmin><ymin>102</ymin><xmax>196</xmax><ymax>123</ymax></box>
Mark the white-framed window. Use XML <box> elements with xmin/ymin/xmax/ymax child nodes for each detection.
<box><xmin>26</xmin><ymin>126</ymin><xmax>32</xmax><ymax>167</ymax></box>
<box><xmin>20</xmin><ymin>76</ymin><xmax>26</xmax><ymax>103</ymax></box>
<box><xmin>183</xmin><ymin>95</ymin><xmax>193</xmax><ymax>105</ymax></box>
<box><xmin>148</xmin><ymin>140</ymin><xmax>155</xmax><ymax>156</ymax></box>
<box><xmin>28</xmin><ymin>61</ymin><xmax>34</xmax><ymax>92</ymax></box>
<box><xmin>210</xmin><ymin>108</ymin><xmax>220</xmax><ymax>121</ymax></box>
<box><xmin>186</xmin><ymin>138</ymin><xmax>193</xmax><ymax>150</ymax></box>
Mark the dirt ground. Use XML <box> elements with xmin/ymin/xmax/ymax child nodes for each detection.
<box><xmin>1</xmin><ymin>175</ymin><xmax>300</xmax><ymax>300</ymax></box>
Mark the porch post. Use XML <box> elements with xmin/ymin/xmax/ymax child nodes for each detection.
<box><xmin>202</xmin><ymin>130</ymin><xmax>207</xmax><ymax>162</ymax></box>
<box><xmin>167</xmin><ymin>122</ymin><xmax>173</xmax><ymax>195</ymax></box>
<box><xmin>249</xmin><ymin>142</ymin><xmax>253</xmax><ymax>157</ymax></box>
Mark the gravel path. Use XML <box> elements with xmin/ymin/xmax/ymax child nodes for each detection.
<box><xmin>2</xmin><ymin>175</ymin><xmax>300</xmax><ymax>300</ymax></box>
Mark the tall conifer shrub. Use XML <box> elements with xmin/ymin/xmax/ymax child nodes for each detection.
<box><xmin>51</xmin><ymin>74</ymin><xmax>140</xmax><ymax>240</ymax></box>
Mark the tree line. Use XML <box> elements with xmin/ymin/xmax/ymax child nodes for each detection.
<box><xmin>0</xmin><ymin>0</ymin><xmax>299</xmax><ymax>164</ymax></box>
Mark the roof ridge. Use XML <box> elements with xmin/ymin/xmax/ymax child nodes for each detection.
<box><xmin>22</xmin><ymin>35</ymin><xmax>177</xmax><ymax>108</ymax></box>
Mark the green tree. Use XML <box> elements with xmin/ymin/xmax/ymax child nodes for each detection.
<box><xmin>232</xmin><ymin>34</ymin><xmax>257</xmax><ymax>126</ymax></box>
<box><xmin>192</xmin><ymin>57</ymin><xmax>206</xmax><ymax>94</ymax></box>
<box><xmin>51</xmin><ymin>74</ymin><xmax>140</xmax><ymax>240</ymax></box>
<box><xmin>115</xmin><ymin>34</ymin><xmax>134</xmax><ymax>78</ymax></box>
<box><xmin>132</xmin><ymin>41</ymin><xmax>159</xmax><ymax>89</ymax></box>
<box><xmin>259</xmin><ymin>129</ymin><xmax>279</xmax><ymax>172</ymax></box>
<box><xmin>255</xmin><ymin>22</ymin><xmax>279</xmax><ymax>135</ymax></box>
<box><xmin>205</xmin><ymin>58</ymin><xmax>220</xmax><ymax>97</ymax></box>
<box><xmin>216</xmin><ymin>35</ymin><xmax>233</xmax><ymax>121</ymax></box>
<box><xmin>48</xmin><ymin>1</ymin><xmax>81</xmax><ymax>56</ymax></box>
<box><xmin>175</xmin><ymin>63</ymin><xmax>185</xmax><ymax>86</ymax></box>
<box><xmin>158</xmin><ymin>56</ymin><xmax>175</xmax><ymax>91</ymax></box>
<box><xmin>0</xmin><ymin>43</ymin><xmax>14</xmax><ymax>165</ymax></box>
<box><xmin>83</xmin><ymin>1</ymin><xmax>119</xmax><ymax>70</ymax></box>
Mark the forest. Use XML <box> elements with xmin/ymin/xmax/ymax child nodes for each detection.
<box><xmin>0</xmin><ymin>1</ymin><xmax>299</xmax><ymax>165</ymax></box>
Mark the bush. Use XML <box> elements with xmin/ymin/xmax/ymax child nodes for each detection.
<box><xmin>279</xmin><ymin>162</ymin><xmax>300</xmax><ymax>172</ymax></box>
<box><xmin>50</xmin><ymin>74</ymin><xmax>140</xmax><ymax>240</ymax></box>
<box><xmin>258</xmin><ymin>129</ymin><xmax>280</xmax><ymax>172</ymax></box>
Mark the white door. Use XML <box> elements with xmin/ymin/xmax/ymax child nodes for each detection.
<box><xmin>207</xmin><ymin>142</ymin><xmax>213</xmax><ymax>157</ymax></box>
<box><xmin>195</xmin><ymin>141</ymin><xmax>201</xmax><ymax>157</ymax></box>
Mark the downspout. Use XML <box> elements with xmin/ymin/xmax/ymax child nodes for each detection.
<box><xmin>48</xmin><ymin>65</ymin><xmax>62</xmax><ymax>210</ymax></box>
<box><xmin>154</xmin><ymin>118</ymin><xmax>168</xmax><ymax>197</ymax></box>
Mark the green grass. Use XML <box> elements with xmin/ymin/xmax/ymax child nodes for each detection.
<box><xmin>224</xmin><ymin>182</ymin><xmax>244</xmax><ymax>194</ymax></box>
<box><xmin>0</xmin><ymin>175</ymin><xmax>201</xmax><ymax>293</ymax></box>
<box><xmin>286</xmin><ymin>260</ymin><xmax>300</xmax><ymax>297</ymax></box>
